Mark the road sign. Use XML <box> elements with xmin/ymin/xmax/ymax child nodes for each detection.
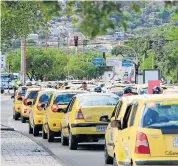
<box><xmin>122</xmin><ymin>57</ymin><xmax>134</xmax><ymax>67</ymax></box>
<box><xmin>106</xmin><ymin>57</ymin><xmax>122</xmax><ymax>67</ymax></box>
<box><xmin>92</xmin><ymin>57</ymin><xmax>104</xmax><ymax>66</ymax></box>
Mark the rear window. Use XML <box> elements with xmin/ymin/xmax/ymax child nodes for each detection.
<box><xmin>79</xmin><ymin>95</ymin><xmax>119</xmax><ymax>106</ymax></box>
<box><xmin>141</xmin><ymin>101</ymin><xmax>178</xmax><ymax>128</ymax></box>
<box><xmin>54</xmin><ymin>93</ymin><xmax>76</xmax><ymax>105</ymax></box>
<box><xmin>18</xmin><ymin>89</ymin><xmax>26</xmax><ymax>96</ymax></box>
<box><xmin>39</xmin><ymin>94</ymin><xmax>50</xmax><ymax>103</ymax></box>
<box><xmin>27</xmin><ymin>91</ymin><xmax>38</xmax><ymax>99</ymax></box>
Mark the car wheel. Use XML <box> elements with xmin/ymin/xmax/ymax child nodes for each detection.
<box><xmin>1</xmin><ymin>90</ymin><xmax>4</xmax><ymax>94</ymax></box>
<box><xmin>47</xmin><ymin>128</ymin><xmax>54</xmax><ymax>142</ymax></box>
<box><xmin>113</xmin><ymin>155</ymin><xmax>118</xmax><ymax>166</ymax></box>
<box><xmin>14</xmin><ymin>112</ymin><xmax>19</xmax><ymax>120</ymax></box>
<box><xmin>28</xmin><ymin>121</ymin><xmax>33</xmax><ymax>134</ymax></box>
<box><xmin>61</xmin><ymin>132</ymin><xmax>68</xmax><ymax>146</ymax></box>
<box><xmin>69</xmin><ymin>131</ymin><xmax>78</xmax><ymax>150</ymax></box>
<box><xmin>21</xmin><ymin>115</ymin><xmax>26</xmax><ymax>123</ymax></box>
<box><xmin>104</xmin><ymin>144</ymin><xmax>113</xmax><ymax>164</ymax></box>
<box><xmin>42</xmin><ymin>126</ymin><xmax>47</xmax><ymax>139</ymax></box>
<box><xmin>33</xmin><ymin>124</ymin><xmax>39</xmax><ymax>136</ymax></box>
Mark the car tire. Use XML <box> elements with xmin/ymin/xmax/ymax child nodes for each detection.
<box><xmin>61</xmin><ymin>132</ymin><xmax>68</xmax><ymax>146</ymax></box>
<box><xmin>21</xmin><ymin>115</ymin><xmax>26</xmax><ymax>123</ymax></box>
<box><xmin>28</xmin><ymin>121</ymin><xmax>33</xmax><ymax>134</ymax></box>
<box><xmin>42</xmin><ymin>126</ymin><xmax>47</xmax><ymax>139</ymax></box>
<box><xmin>104</xmin><ymin>144</ymin><xmax>113</xmax><ymax>164</ymax></box>
<box><xmin>1</xmin><ymin>90</ymin><xmax>4</xmax><ymax>94</ymax></box>
<box><xmin>113</xmin><ymin>155</ymin><xmax>118</xmax><ymax>166</ymax></box>
<box><xmin>33</xmin><ymin>124</ymin><xmax>39</xmax><ymax>136</ymax></box>
<box><xmin>14</xmin><ymin>111</ymin><xmax>19</xmax><ymax>120</ymax></box>
<box><xmin>47</xmin><ymin>128</ymin><xmax>54</xmax><ymax>142</ymax></box>
<box><xmin>69</xmin><ymin>131</ymin><xmax>78</xmax><ymax>150</ymax></box>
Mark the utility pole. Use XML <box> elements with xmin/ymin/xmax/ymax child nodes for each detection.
<box><xmin>66</xmin><ymin>36</ymin><xmax>70</xmax><ymax>77</ymax></box>
<box><xmin>20</xmin><ymin>38</ymin><xmax>26</xmax><ymax>85</ymax></box>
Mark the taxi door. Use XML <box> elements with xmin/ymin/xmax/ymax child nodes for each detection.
<box><xmin>119</xmin><ymin>102</ymin><xmax>138</xmax><ymax>164</ymax></box>
<box><xmin>62</xmin><ymin>97</ymin><xmax>76</xmax><ymax>137</ymax></box>
<box><xmin>107</xmin><ymin>101</ymin><xmax>123</xmax><ymax>157</ymax></box>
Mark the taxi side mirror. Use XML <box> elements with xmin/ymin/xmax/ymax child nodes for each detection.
<box><xmin>99</xmin><ymin>115</ymin><xmax>110</xmax><ymax>122</ymax></box>
<box><xmin>27</xmin><ymin>101</ymin><xmax>32</xmax><ymax>106</ymax></box>
<box><xmin>58</xmin><ymin>108</ymin><xmax>67</xmax><ymax>113</ymax></box>
<box><xmin>111</xmin><ymin>120</ymin><xmax>122</xmax><ymax>130</ymax></box>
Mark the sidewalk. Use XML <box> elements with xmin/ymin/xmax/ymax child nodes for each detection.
<box><xmin>1</xmin><ymin>126</ymin><xmax>63</xmax><ymax>166</ymax></box>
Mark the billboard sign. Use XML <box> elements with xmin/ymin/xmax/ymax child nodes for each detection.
<box><xmin>143</xmin><ymin>69</ymin><xmax>161</xmax><ymax>84</ymax></box>
<box><xmin>92</xmin><ymin>57</ymin><xmax>104</xmax><ymax>66</ymax></box>
<box><xmin>122</xmin><ymin>57</ymin><xmax>134</xmax><ymax>67</ymax></box>
<box><xmin>148</xmin><ymin>80</ymin><xmax>161</xmax><ymax>94</ymax></box>
<box><xmin>106</xmin><ymin>57</ymin><xmax>122</xmax><ymax>67</ymax></box>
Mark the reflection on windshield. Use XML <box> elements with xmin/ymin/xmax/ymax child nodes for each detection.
<box><xmin>54</xmin><ymin>93</ymin><xmax>75</xmax><ymax>105</ymax></box>
<box><xmin>79</xmin><ymin>95</ymin><xmax>119</xmax><ymax>106</ymax></box>
<box><xmin>141</xmin><ymin>101</ymin><xmax>178</xmax><ymax>128</ymax></box>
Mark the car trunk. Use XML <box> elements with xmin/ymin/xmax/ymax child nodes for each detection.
<box><xmin>142</xmin><ymin>126</ymin><xmax>178</xmax><ymax>157</ymax></box>
<box><xmin>80</xmin><ymin>106</ymin><xmax>114</xmax><ymax>122</ymax></box>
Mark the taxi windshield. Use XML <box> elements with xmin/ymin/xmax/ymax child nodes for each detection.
<box><xmin>54</xmin><ymin>93</ymin><xmax>76</xmax><ymax>105</ymax></box>
<box><xmin>141</xmin><ymin>101</ymin><xmax>178</xmax><ymax>128</ymax></box>
<box><xmin>79</xmin><ymin>95</ymin><xmax>119</xmax><ymax>106</ymax></box>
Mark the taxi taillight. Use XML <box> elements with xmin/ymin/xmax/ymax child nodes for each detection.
<box><xmin>51</xmin><ymin>104</ymin><xmax>58</xmax><ymax>112</ymax></box>
<box><xmin>75</xmin><ymin>108</ymin><xmax>84</xmax><ymax>120</ymax></box>
<box><xmin>23</xmin><ymin>98</ymin><xmax>27</xmax><ymax>106</ymax></box>
<box><xmin>135</xmin><ymin>132</ymin><xmax>150</xmax><ymax>154</ymax></box>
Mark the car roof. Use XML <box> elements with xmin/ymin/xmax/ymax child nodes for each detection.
<box><xmin>130</xmin><ymin>94</ymin><xmax>178</xmax><ymax>102</ymax></box>
<box><xmin>55</xmin><ymin>90</ymin><xmax>88</xmax><ymax>95</ymax></box>
<box><xmin>38</xmin><ymin>89</ymin><xmax>56</xmax><ymax>94</ymax></box>
<box><xmin>21</xmin><ymin>85</ymin><xmax>40</xmax><ymax>89</ymax></box>
<box><xmin>76</xmin><ymin>92</ymin><xmax>119</xmax><ymax>98</ymax></box>
<box><xmin>26</xmin><ymin>88</ymin><xmax>42</xmax><ymax>92</ymax></box>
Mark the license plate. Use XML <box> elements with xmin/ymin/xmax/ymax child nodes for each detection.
<box><xmin>173</xmin><ymin>137</ymin><xmax>178</xmax><ymax>147</ymax></box>
<box><xmin>96</xmin><ymin>125</ymin><xmax>107</xmax><ymax>132</ymax></box>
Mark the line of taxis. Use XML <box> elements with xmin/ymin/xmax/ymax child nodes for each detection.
<box><xmin>12</xmin><ymin>83</ymin><xmax>178</xmax><ymax>166</ymax></box>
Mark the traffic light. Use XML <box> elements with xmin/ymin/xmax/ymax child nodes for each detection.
<box><xmin>74</xmin><ymin>36</ymin><xmax>78</xmax><ymax>46</ymax></box>
<box><xmin>103</xmin><ymin>52</ymin><xmax>106</xmax><ymax>66</ymax></box>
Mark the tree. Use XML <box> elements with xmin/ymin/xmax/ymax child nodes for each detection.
<box><xmin>111</xmin><ymin>46</ymin><xmax>135</xmax><ymax>57</ymax></box>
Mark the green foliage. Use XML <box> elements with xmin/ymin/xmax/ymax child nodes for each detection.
<box><xmin>66</xmin><ymin>1</ymin><xmax>140</xmax><ymax>38</ymax></box>
<box><xmin>5</xmin><ymin>48</ymin><xmax>106</xmax><ymax>80</ymax></box>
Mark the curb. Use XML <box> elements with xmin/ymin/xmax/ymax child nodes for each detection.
<box><xmin>0</xmin><ymin>124</ymin><xmax>14</xmax><ymax>131</ymax></box>
<box><xmin>17</xmin><ymin>130</ymin><xmax>70</xmax><ymax>166</ymax></box>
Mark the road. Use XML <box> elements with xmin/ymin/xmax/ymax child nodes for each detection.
<box><xmin>1</xmin><ymin>96</ymin><xmax>109</xmax><ymax>166</ymax></box>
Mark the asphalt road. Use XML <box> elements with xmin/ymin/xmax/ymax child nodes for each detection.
<box><xmin>1</xmin><ymin>96</ymin><xmax>109</xmax><ymax>166</ymax></box>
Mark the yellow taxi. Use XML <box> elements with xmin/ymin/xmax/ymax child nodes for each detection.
<box><xmin>20</xmin><ymin>88</ymin><xmax>41</xmax><ymax>123</ymax></box>
<box><xmin>104</xmin><ymin>95</ymin><xmax>142</xmax><ymax>164</ymax></box>
<box><xmin>61</xmin><ymin>93</ymin><xmax>119</xmax><ymax>150</ymax></box>
<box><xmin>28</xmin><ymin>89</ymin><xmax>55</xmax><ymax>136</ymax></box>
<box><xmin>108</xmin><ymin>94</ymin><xmax>178</xmax><ymax>166</ymax></box>
<box><xmin>42</xmin><ymin>90</ymin><xmax>87</xmax><ymax>142</ymax></box>
<box><xmin>12</xmin><ymin>85</ymin><xmax>39</xmax><ymax>120</ymax></box>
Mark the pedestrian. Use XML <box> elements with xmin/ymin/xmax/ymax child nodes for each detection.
<box><xmin>152</xmin><ymin>86</ymin><xmax>163</xmax><ymax>94</ymax></box>
<box><xmin>123</xmin><ymin>87</ymin><xmax>134</xmax><ymax>96</ymax></box>
<box><xmin>13</xmin><ymin>79</ymin><xmax>19</xmax><ymax>96</ymax></box>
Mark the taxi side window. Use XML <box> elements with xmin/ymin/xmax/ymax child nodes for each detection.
<box><xmin>67</xmin><ymin>97</ymin><xmax>76</xmax><ymax>112</ymax></box>
<box><xmin>129</xmin><ymin>103</ymin><xmax>138</xmax><ymax>127</ymax></box>
<box><xmin>33</xmin><ymin>92</ymin><xmax>39</xmax><ymax>105</ymax></box>
<box><xmin>115</xmin><ymin>101</ymin><xmax>123</xmax><ymax>119</ymax></box>
<box><xmin>122</xmin><ymin>105</ymin><xmax>133</xmax><ymax>129</ymax></box>
<box><xmin>47</xmin><ymin>94</ymin><xmax>53</xmax><ymax>107</ymax></box>
<box><xmin>110</xmin><ymin>102</ymin><xmax>120</xmax><ymax>119</ymax></box>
